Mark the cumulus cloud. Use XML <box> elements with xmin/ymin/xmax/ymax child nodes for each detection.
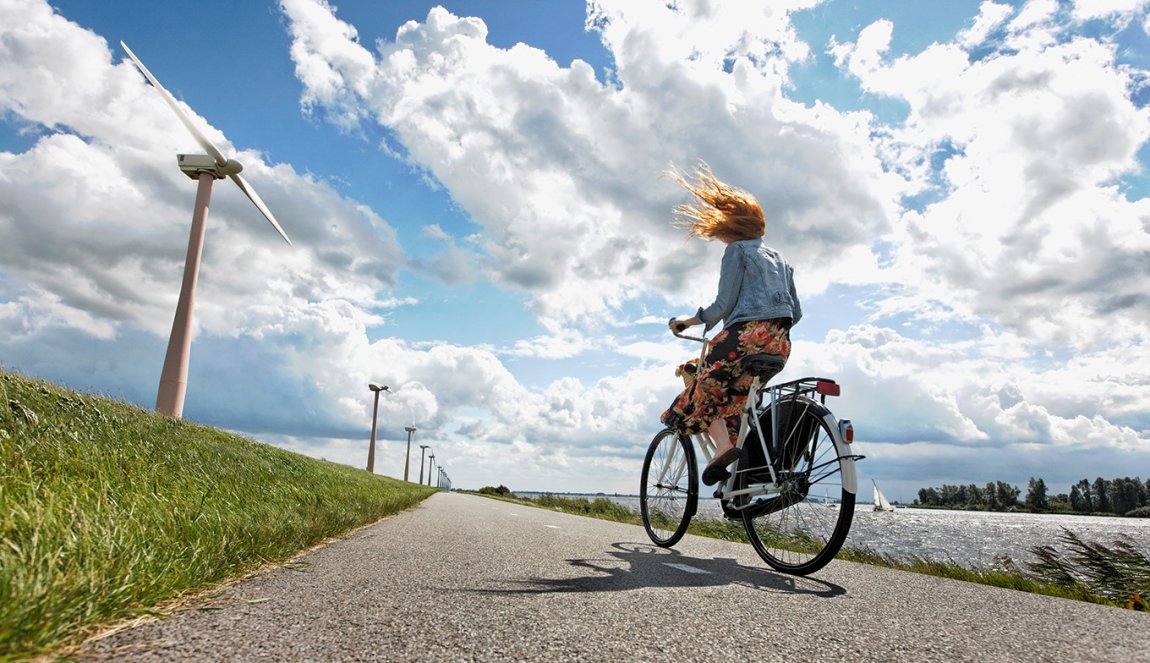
<box><xmin>0</xmin><ymin>1</ymin><xmax>695</xmax><ymax>494</ymax></box>
<box><xmin>272</xmin><ymin>0</ymin><xmax>1150</xmax><ymax>490</ymax></box>
<box><xmin>1070</xmin><ymin>0</ymin><xmax>1150</xmax><ymax>25</ymax></box>
<box><xmin>956</xmin><ymin>2</ymin><xmax>1014</xmax><ymax>49</ymax></box>
<box><xmin>0</xmin><ymin>4</ymin><xmax>406</xmax><ymax>343</ymax></box>
<box><xmin>805</xmin><ymin>324</ymin><xmax>1149</xmax><ymax>453</ymax></box>
<box><xmin>4</xmin><ymin>0</ymin><xmax>1148</xmax><ymax>495</ymax></box>
<box><xmin>830</xmin><ymin>2</ymin><xmax>1150</xmax><ymax>351</ymax></box>
<box><xmin>0</xmin><ymin>2</ymin><xmax>408</xmax><ymax>433</ymax></box>
<box><xmin>279</xmin><ymin>0</ymin><xmax>899</xmax><ymax>326</ymax></box>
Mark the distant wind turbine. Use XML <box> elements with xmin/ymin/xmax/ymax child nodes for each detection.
<box><xmin>121</xmin><ymin>41</ymin><xmax>292</xmax><ymax>419</ymax></box>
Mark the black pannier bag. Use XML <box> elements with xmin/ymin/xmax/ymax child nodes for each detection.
<box><xmin>736</xmin><ymin>397</ymin><xmax>823</xmax><ymax>516</ymax></box>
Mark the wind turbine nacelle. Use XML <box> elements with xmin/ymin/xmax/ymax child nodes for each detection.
<box><xmin>177</xmin><ymin>154</ymin><xmax>243</xmax><ymax>179</ymax></box>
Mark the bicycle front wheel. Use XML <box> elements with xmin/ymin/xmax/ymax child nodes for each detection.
<box><xmin>740</xmin><ymin>398</ymin><xmax>855</xmax><ymax>575</ymax></box>
<box><xmin>640</xmin><ymin>428</ymin><xmax>698</xmax><ymax>547</ymax></box>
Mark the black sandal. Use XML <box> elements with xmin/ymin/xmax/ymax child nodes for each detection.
<box><xmin>702</xmin><ymin>447</ymin><xmax>740</xmax><ymax>486</ymax></box>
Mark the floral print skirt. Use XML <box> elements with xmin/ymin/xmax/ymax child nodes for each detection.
<box><xmin>660</xmin><ymin>318</ymin><xmax>791</xmax><ymax>440</ymax></box>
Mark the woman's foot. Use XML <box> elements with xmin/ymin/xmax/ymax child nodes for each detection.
<box><xmin>702</xmin><ymin>446</ymin><xmax>740</xmax><ymax>486</ymax></box>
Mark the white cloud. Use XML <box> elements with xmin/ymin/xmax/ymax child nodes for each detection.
<box><xmin>830</xmin><ymin>8</ymin><xmax>1150</xmax><ymax>352</ymax></box>
<box><xmin>0</xmin><ymin>0</ymin><xmax>694</xmax><ymax>494</ymax></box>
<box><xmin>588</xmin><ymin>0</ymin><xmax>822</xmax><ymax>74</ymax></box>
<box><xmin>254</xmin><ymin>0</ymin><xmax>1150</xmax><ymax>488</ymax></box>
<box><xmin>803</xmin><ymin>324</ymin><xmax>1149</xmax><ymax>453</ymax></box>
<box><xmin>0</xmin><ymin>3</ymin><xmax>407</xmax><ymax>435</ymax></box>
<box><xmin>3</xmin><ymin>0</ymin><xmax>1148</xmax><ymax>495</ymax></box>
<box><xmin>279</xmin><ymin>0</ymin><xmax>899</xmax><ymax>328</ymax></box>
<box><xmin>502</xmin><ymin>329</ymin><xmax>593</xmax><ymax>360</ymax></box>
<box><xmin>0</xmin><ymin>9</ymin><xmax>406</xmax><ymax>346</ymax></box>
<box><xmin>957</xmin><ymin>2</ymin><xmax>1015</xmax><ymax>49</ymax></box>
<box><xmin>1071</xmin><ymin>0</ymin><xmax>1150</xmax><ymax>24</ymax></box>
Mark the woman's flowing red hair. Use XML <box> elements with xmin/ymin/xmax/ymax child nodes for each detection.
<box><xmin>670</xmin><ymin>162</ymin><xmax>764</xmax><ymax>242</ymax></box>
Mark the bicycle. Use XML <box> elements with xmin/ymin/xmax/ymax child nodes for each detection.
<box><xmin>639</xmin><ymin>323</ymin><xmax>863</xmax><ymax>575</ymax></box>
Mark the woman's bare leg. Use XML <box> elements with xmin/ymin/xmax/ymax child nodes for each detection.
<box><xmin>702</xmin><ymin>417</ymin><xmax>738</xmax><ymax>484</ymax></box>
<box><xmin>708</xmin><ymin>418</ymin><xmax>734</xmax><ymax>457</ymax></box>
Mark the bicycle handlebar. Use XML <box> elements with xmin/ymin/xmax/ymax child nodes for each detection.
<box><xmin>669</xmin><ymin>317</ymin><xmax>708</xmax><ymax>344</ymax></box>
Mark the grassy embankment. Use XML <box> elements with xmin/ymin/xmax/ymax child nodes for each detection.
<box><xmin>0</xmin><ymin>369</ymin><xmax>437</xmax><ymax>661</ymax></box>
<box><xmin>473</xmin><ymin>490</ymin><xmax>1148</xmax><ymax>611</ymax></box>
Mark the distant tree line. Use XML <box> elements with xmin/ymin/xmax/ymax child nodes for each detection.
<box><xmin>916</xmin><ymin>481</ymin><xmax>1021</xmax><ymax>511</ymax></box>
<box><xmin>1066</xmin><ymin>477</ymin><xmax>1150</xmax><ymax>517</ymax></box>
<box><xmin>915</xmin><ymin>476</ymin><xmax>1150</xmax><ymax>517</ymax></box>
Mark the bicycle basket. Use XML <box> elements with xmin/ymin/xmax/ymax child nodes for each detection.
<box><xmin>675</xmin><ymin>358</ymin><xmax>698</xmax><ymax>388</ymax></box>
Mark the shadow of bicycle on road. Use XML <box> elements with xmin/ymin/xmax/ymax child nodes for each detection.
<box><xmin>468</xmin><ymin>541</ymin><xmax>845</xmax><ymax>598</ymax></box>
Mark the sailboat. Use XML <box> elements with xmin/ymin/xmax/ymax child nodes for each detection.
<box><xmin>872</xmin><ymin>479</ymin><xmax>895</xmax><ymax>512</ymax></box>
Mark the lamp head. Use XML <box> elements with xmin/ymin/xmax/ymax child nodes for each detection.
<box><xmin>368</xmin><ymin>383</ymin><xmax>389</xmax><ymax>392</ymax></box>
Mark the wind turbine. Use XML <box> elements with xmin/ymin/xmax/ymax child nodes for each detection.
<box><xmin>121</xmin><ymin>41</ymin><xmax>292</xmax><ymax>419</ymax></box>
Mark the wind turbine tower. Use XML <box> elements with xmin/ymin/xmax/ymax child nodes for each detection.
<box><xmin>121</xmin><ymin>42</ymin><xmax>292</xmax><ymax>418</ymax></box>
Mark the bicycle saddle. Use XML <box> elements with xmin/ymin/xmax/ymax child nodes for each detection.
<box><xmin>742</xmin><ymin>353</ymin><xmax>786</xmax><ymax>380</ymax></box>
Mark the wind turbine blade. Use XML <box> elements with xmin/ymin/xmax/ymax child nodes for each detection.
<box><xmin>229</xmin><ymin>173</ymin><xmax>293</xmax><ymax>246</ymax></box>
<box><xmin>120</xmin><ymin>41</ymin><xmax>227</xmax><ymax>167</ymax></box>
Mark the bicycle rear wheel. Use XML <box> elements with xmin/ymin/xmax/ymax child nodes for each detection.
<box><xmin>640</xmin><ymin>428</ymin><xmax>698</xmax><ymax>547</ymax></box>
<box><xmin>739</xmin><ymin>397</ymin><xmax>855</xmax><ymax>575</ymax></box>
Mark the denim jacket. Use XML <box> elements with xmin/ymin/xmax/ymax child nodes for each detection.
<box><xmin>698</xmin><ymin>239</ymin><xmax>801</xmax><ymax>332</ymax></box>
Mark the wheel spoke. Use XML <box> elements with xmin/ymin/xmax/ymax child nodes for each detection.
<box><xmin>742</xmin><ymin>397</ymin><xmax>855</xmax><ymax>575</ymax></box>
<box><xmin>641</xmin><ymin>429</ymin><xmax>697</xmax><ymax>547</ymax></box>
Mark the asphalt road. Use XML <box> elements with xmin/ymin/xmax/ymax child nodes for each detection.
<box><xmin>78</xmin><ymin>492</ymin><xmax>1147</xmax><ymax>662</ymax></box>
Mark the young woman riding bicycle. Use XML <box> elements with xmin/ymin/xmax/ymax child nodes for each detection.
<box><xmin>661</xmin><ymin>163</ymin><xmax>802</xmax><ymax>487</ymax></box>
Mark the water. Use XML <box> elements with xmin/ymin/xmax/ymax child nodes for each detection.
<box><xmin>845</xmin><ymin>506</ymin><xmax>1150</xmax><ymax>568</ymax></box>
<box><xmin>528</xmin><ymin>493</ymin><xmax>1150</xmax><ymax>568</ymax></box>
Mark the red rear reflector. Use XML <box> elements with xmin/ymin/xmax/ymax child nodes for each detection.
<box><xmin>816</xmin><ymin>381</ymin><xmax>840</xmax><ymax>396</ymax></box>
<box><xmin>841</xmin><ymin>420</ymin><xmax>854</xmax><ymax>443</ymax></box>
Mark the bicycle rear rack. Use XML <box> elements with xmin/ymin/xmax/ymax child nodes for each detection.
<box><xmin>759</xmin><ymin>376</ymin><xmax>841</xmax><ymax>405</ymax></box>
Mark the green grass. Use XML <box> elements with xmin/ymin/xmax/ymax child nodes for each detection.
<box><xmin>834</xmin><ymin>548</ymin><xmax>1104</xmax><ymax>604</ymax></box>
<box><xmin>481</xmin><ymin>491</ymin><xmax>1144</xmax><ymax>610</ymax></box>
<box><xmin>1028</xmin><ymin>528</ymin><xmax>1150</xmax><ymax>609</ymax></box>
<box><xmin>0</xmin><ymin>369</ymin><xmax>436</xmax><ymax>661</ymax></box>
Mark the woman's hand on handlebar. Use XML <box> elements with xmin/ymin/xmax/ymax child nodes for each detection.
<box><xmin>668</xmin><ymin>315</ymin><xmax>701</xmax><ymax>334</ymax></box>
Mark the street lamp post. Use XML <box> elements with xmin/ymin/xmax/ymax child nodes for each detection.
<box><xmin>427</xmin><ymin>453</ymin><xmax>435</xmax><ymax>487</ymax></box>
<box><xmin>366</xmin><ymin>383</ymin><xmax>389</xmax><ymax>473</ymax></box>
<box><xmin>418</xmin><ymin>444</ymin><xmax>429</xmax><ymax>484</ymax></box>
<box><xmin>403</xmin><ymin>426</ymin><xmax>417</xmax><ymax>482</ymax></box>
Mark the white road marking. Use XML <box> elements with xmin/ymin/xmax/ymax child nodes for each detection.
<box><xmin>544</xmin><ymin>525</ymin><xmax>560</xmax><ymax>529</ymax></box>
<box><xmin>664</xmin><ymin>563</ymin><xmax>711</xmax><ymax>575</ymax></box>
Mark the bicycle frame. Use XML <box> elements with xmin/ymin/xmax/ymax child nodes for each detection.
<box><xmin>671</xmin><ymin>328</ymin><xmax>859</xmax><ymax>507</ymax></box>
<box><xmin>642</xmin><ymin>323</ymin><xmax>863</xmax><ymax>573</ymax></box>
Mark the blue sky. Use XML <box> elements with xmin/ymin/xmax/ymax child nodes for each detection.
<box><xmin>2</xmin><ymin>0</ymin><xmax>1149</xmax><ymax>502</ymax></box>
